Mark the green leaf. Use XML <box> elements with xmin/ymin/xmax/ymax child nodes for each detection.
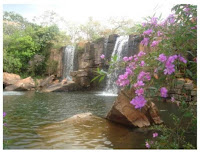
<box><xmin>186</xmin><ymin>69</ymin><xmax>193</xmax><ymax>77</ymax></box>
<box><xmin>91</xmin><ymin>75</ymin><xmax>101</xmax><ymax>82</ymax></box>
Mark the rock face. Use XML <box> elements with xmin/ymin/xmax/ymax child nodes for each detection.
<box><xmin>70</xmin><ymin>34</ymin><xmax>142</xmax><ymax>90</ymax></box>
<box><xmin>3</xmin><ymin>72</ymin><xmax>21</xmax><ymax>87</ymax></box>
<box><xmin>106</xmin><ymin>88</ymin><xmax>163</xmax><ymax>128</ymax></box>
<box><xmin>5</xmin><ymin>76</ymin><xmax>35</xmax><ymax>91</ymax></box>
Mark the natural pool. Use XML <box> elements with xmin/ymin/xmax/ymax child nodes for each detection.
<box><xmin>3</xmin><ymin>91</ymin><xmax>191</xmax><ymax>149</ymax></box>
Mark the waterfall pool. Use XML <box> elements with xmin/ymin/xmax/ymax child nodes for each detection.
<box><xmin>3</xmin><ymin>91</ymin><xmax>193</xmax><ymax>149</ymax></box>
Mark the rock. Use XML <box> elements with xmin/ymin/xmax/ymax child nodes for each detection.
<box><xmin>184</xmin><ymin>82</ymin><xmax>194</xmax><ymax>90</ymax></box>
<box><xmin>42</xmin><ymin>81</ymin><xmax>82</xmax><ymax>92</ymax></box>
<box><xmin>3</xmin><ymin>72</ymin><xmax>21</xmax><ymax>87</ymax></box>
<box><xmin>5</xmin><ymin>76</ymin><xmax>35</xmax><ymax>91</ymax></box>
<box><xmin>175</xmin><ymin>78</ymin><xmax>185</xmax><ymax>89</ymax></box>
<box><xmin>106</xmin><ymin>88</ymin><xmax>163</xmax><ymax>128</ymax></box>
<box><xmin>191</xmin><ymin>88</ymin><xmax>197</xmax><ymax>96</ymax></box>
<box><xmin>38</xmin><ymin>75</ymin><xmax>55</xmax><ymax>88</ymax></box>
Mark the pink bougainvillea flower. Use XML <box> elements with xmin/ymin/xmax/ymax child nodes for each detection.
<box><xmin>153</xmin><ymin>132</ymin><xmax>158</xmax><ymax>138</ymax></box>
<box><xmin>145</xmin><ymin>142</ymin><xmax>150</xmax><ymax>149</ymax></box>
<box><xmin>135</xmin><ymin>88</ymin><xmax>144</xmax><ymax>96</ymax></box>
<box><xmin>133</xmin><ymin>81</ymin><xmax>145</xmax><ymax>88</ymax></box>
<box><xmin>143</xmin><ymin>29</ymin><xmax>153</xmax><ymax>35</ymax></box>
<box><xmin>141</xmin><ymin>38</ymin><xmax>149</xmax><ymax>46</ymax></box>
<box><xmin>100</xmin><ymin>54</ymin><xmax>105</xmax><ymax>59</ymax></box>
<box><xmin>151</xmin><ymin>40</ymin><xmax>159</xmax><ymax>47</ymax></box>
<box><xmin>160</xmin><ymin>87</ymin><xmax>168</xmax><ymax>98</ymax></box>
<box><xmin>158</xmin><ymin>54</ymin><xmax>167</xmax><ymax>62</ymax></box>
<box><xmin>130</xmin><ymin>95</ymin><xmax>147</xmax><ymax>109</ymax></box>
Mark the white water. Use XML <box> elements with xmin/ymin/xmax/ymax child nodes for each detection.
<box><xmin>105</xmin><ymin>36</ymin><xmax>129</xmax><ymax>94</ymax></box>
<box><xmin>3</xmin><ymin>91</ymin><xmax>25</xmax><ymax>96</ymax></box>
<box><xmin>63</xmin><ymin>46</ymin><xmax>75</xmax><ymax>80</ymax></box>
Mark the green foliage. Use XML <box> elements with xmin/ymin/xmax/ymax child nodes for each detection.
<box><xmin>3</xmin><ymin>11</ymin><xmax>69</xmax><ymax>77</ymax></box>
<box><xmin>146</xmin><ymin>101</ymin><xmax>196</xmax><ymax>149</ymax></box>
<box><xmin>91</xmin><ymin>68</ymin><xmax>107</xmax><ymax>83</ymax></box>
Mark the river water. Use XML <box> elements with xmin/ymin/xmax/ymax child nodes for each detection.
<box><xmin>3</xmin><ymin>91</ymin><xmax>187</xmax><ymax>149</ymax></box>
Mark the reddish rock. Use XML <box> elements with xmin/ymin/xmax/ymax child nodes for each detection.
<box><xmin>5</xmin><ymin>76</ymin><xmax>35</xmax><ymax>91</ymax></box>
<box><xmin>3</xmin><ymin>72</ymin><xmax>21</xmax><ymax>87</ymax></box>
<box><xmin>106</xmin><ymin>88</ymin><xmax>163</xmax><ymax>128</ymax></box>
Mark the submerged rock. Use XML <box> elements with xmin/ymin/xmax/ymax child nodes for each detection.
<box><xmin>106</xmin><ymin>88</ymin><xmax>163</xmax><ymax>128</ymax></box>
<box><xmin>5</xmin><ymin>76</ymin><xmax>35</xmax><ymax>91</ymax></box>
<box><xmin>36</xmin><ymin>113</ymin><xmax>143</xmax><ymax>149</ymax></box>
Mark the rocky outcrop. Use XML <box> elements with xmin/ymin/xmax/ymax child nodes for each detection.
<box><xmin>36</xmin><ymin>75</ymin><xmax>55</xmax><ymax>89</ymax></box>
<box><xmin>5</xmin><ymin>76</ymin><xmax>35</xmax><ymax>91</ymax></box>
<box><xmin>41</xmin><ymin>81</ymin><xmax>82</xmax><ymax>92</ymax></box>
<box><xmin>3</xmin><ymin>72</ymin><xmax>21</xmax><ymax>87</ymax></box>
<box><xmin>106</xmin><ymin>88</ymin><xmax>163</xmax><ymax>128</ymax></box>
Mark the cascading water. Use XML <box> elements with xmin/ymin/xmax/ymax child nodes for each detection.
<box><xmin>105</xmin><ymin>36</ymin><xmax>129</xmax><ymax>94</ymax></box>
<box><xmin>62</xmin><ymin>46</ymin><xmax>75</xmax><ymax>80</ymax></box>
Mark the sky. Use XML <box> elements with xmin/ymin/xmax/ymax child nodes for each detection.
<box><xmin>2</xmin><ymin>0</ymin><xmax>190</xmax><ymax>25</ymax></box>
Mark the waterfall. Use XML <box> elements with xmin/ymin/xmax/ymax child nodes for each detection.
<box><xmin>105</xmin><ymin>36</ymin><xmax>129</xmax><ymax>94</ymax></box>
<box><xmin>62</xmin><ymin>46</ymin><xmax>75</xmax><ymax>80</ymax></box>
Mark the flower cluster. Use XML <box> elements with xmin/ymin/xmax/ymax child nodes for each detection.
<box><xmin>158</xmin><ymin>53</ymin><xmax>187</xmax><ymax>75</ymax></box>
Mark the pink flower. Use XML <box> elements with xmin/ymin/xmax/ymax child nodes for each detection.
<box><xmin>128</xmin><ymin>56</ymin><xmax>133</xmax><ymax>61</ymax></box>
<box><xmin>158</xmin><ymin>54</ymin><xmax>167</xmax><ymax>62</ymax></box>
<box><xmin>140</xmin><ymin>61</ymin><xmax>145</xmax><ymax>67</ymax></box>
<box><xmin>130</xmin><ymin>95</ymin><xmax>147</xmax><ymax>109</ymax></box>
<box><xmin>123</xmin><ymin>56</ymin><xmax>129</xmax><ymax>62</ymax></box>
<box><xmin>133</xmin><ymin>81</ymin><xmax>145</xmax><ymax>88</ymax></box>
<box><xmin>126</xmin><ymin>67</ymin><xmax>133</xmax><ymax>75</ymax></box>
<box><xmin>157</xmin><ymin>31</ymin><xmax>163</xmax><ymax>37</ymax></box>
<box><xmin>138</xmin><ymin>51</ymin><xmax>146</xmax><ymax>57</ymax></box>
<box><xmin>151</xmin><ymin>40</ymin><xmax>159</xmax><ymax>47</ymax></box>
<box><xmin>141</xmin><ymin>38</ymin><xmax>149</xmax><ymax>46</ymax></box>
<box><xmin>143</xmin><ymin>29</ymin><xmax>153</xmax><ymax>35</ymax></box>
<box><xmin>135</xmin><ymin>88</ymin><xmax>144</xmax><ymax>96</ymax></box>
<box><xmin>3</xmin><ymin>123</ymin><xmax>7</xmax><ymax>126</ymax></box>
<box><xmin>3</xmin><ymin>112</ymin><xmax>6</xmax><ymax>117</ymax></box>
<box><xmin>160</xmin><ymin>87</ymin><xmax>168</xmax><ymax>98</ymax></box>
<box><xmin>167</xmin><ymin>14</ymin><xmax>175</xmax><ymax>24</ymax></box>
<box><xmin>153</xmin><ymin>132</ymin><xmax>158</xmax><ymax>138</ymax></box>
<box><xmin>178</xmin><ymin>54</ymin><xmax>187</xmax><ymax>63</ymax></box>
<box><xmin>100</xmin><ymin>54</ymin><xmax>105</xmax><ymax>59</ymax></box>
<box><xmin>151</xmin><ymin>17</ymin><xmax>158</xmax><ymax>25</ymax></box>
<box><xmin>145</xmin><ymin>142</ymin><xmax>150</xmax><ymax>149</ymax></box>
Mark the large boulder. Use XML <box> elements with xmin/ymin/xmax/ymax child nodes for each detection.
<box><xmin>5</xmin><ymin>76</ymin><xmax>35</xmax><ymax>91</ymax></box>
<box><xmin>3</xmin><ymin>72</ymin><xmax>21</xmax><ymax>87</ymax></box>
<box><xmin>106</xmin><ymin>88</ymin><xmax>163</xmax><ymax>128</ymax></box>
